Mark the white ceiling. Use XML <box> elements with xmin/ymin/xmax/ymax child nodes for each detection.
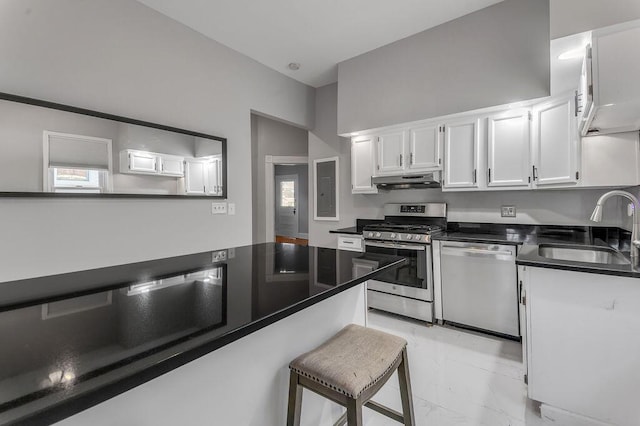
<box><xmin>136</xmin><ymin>0</ymin><xmax>504</xmax><ymax>88</ymax></box>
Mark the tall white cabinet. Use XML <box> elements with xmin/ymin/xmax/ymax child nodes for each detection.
<box><xmin>351</xmin><ymin>135</ymin><xmax>378</xmax><ymax>194</ymax></box>
<box><xmin>443</xmin><ymin>118</ymin><xmax>480</xmax><ymax>189</ymax></box>
<box><xmin>531</xmin><ymin>94</ymin><xmax>580</xmax><ymax>187</ymax></box>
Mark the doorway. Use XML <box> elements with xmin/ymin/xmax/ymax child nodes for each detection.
<box><xmin>274</xmin><ymin>165</ymin><xmax>308</xmax><ymax>245</ymax></box>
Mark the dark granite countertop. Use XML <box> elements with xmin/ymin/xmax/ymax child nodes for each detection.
<box><xmin>0</xmin><ymin>243</ymin><xmax>405</xmax><ymax>425</ymax></box>
<box><xmin>329</xmin><ymin>219</ymin><xmax>383</xmax><ymax>235</ymax></box>
<box><xmin>432</xmin><ymin>223</ymin><xmax>640</xmax><ymax>278</ymax></box>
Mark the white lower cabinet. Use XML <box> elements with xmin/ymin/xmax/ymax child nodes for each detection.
<box><xmin>523</xmin><ymin>266</ymin><xmax>640</xmax><ymax>425</ymax></box>
<box><xmin>337</xmin><ymin>234</ymin><xmax>364</xmax><ymax>252</ymax></box>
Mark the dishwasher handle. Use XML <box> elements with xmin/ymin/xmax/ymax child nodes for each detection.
<box><xmin>441</xmin><ymin>245</ymin><xmax>515</xmax><ymax>259</ymax></box>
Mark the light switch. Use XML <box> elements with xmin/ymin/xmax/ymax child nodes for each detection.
<box><xmin>228</xmin><ymin>203</ymin><xmax>236</xmax><ymax>215</ymax></box>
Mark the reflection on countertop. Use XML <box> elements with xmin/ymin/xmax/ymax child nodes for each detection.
<box><xmin>0</xmin><ymin>243</ymin><xmax>405</xmax><ymax>425</ymax></box>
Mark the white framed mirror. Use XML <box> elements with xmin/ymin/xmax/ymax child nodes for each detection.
<box><xmin>313</xmin><ymin>156</ymin><xmax>339</xmax><ymax>221</ymax></box>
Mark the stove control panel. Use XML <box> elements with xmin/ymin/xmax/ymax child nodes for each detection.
<box><xmin>364</xmin><ymin>231</ymin><xmax>431</xmax><ymax>243</ymax></box>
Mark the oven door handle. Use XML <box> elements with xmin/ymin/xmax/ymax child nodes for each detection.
<box><xmin>365</xmin><ymin>241</ymin><xmax>426</xmax><ymax>251</ymax></box>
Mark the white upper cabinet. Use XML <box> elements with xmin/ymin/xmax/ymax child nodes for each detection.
<box><xmin>487</xmin><ymin>110</ymin><xmax>531</xmax><ymax>188</ymax></box>
<box><xmin>184</xmin><ymin>156</ymin><xmax>223</xmax><ymax>195</ymax></box>
<box><xmin>351</xmin><ymin>135</ymin><xmax>378</xmax><ymax>194</ymax></box>
<box><xmin>121</xmin><ymin>150</ymin><xmax>158</xmax><ymax>175</ymax></box>
<box><xmin>376</xmin><ymin>130</ymin><xmax>406</xmax><ymax>175</ymax></box>
<box><xmin>159</xmin><ymin>154</ymin><xmax>185</xmax><ymax>177</ymax></box>
<box><xmin>531</xmin><ymin>94</ymin><xmax>579</xmax><ymax>187</ymax></box>
<box><xmin>581</xmin><ymin>20</ymin><xmax>640</xmax><ymax>136</ymax></box>
<box><xmin>408</xmin><ymin>124</ymin><xmax>442</xmax><ymax>172</ymax></box>
<box><xmin>443</xmin><ymin>118</ymin><xmax>480</xmax><ymax>189</ymax></box>
<box><xmin>120</xmin><ymin>150</ymin><xmax>185</xmax><ymax>177</ymax></box>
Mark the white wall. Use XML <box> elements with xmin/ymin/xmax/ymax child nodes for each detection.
<box><xmin>251</xmin><ymin>114</ymin><xmax>309</xmax><ymax>243</ymax></box>
<box><xmin>0</xmin><ymin>0</ymin><xmax>314</xmax><ymax>282</ymax></box>
<box><xmin>550</xmin><ymin>0</ymin><xmax>640</xmax><ymax>38</ymax></box>
<box><xmin>336</xmin><ymin>0</ymin><xmax>550</xmax><ymax>135</ymax></box>
<box><xmin>308</xmin><ymin>84</ymin><xmax>626</xmax><ymax>249</ymax></box>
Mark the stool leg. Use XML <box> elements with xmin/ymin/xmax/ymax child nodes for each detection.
<box><xmin>398</xmin><ymin>348</ymin><xmax>415</xmax><ymax>426</ymax></box>
<box><xmin>287</xmin><ymin>371</ymin><xmax>303</xmax><ymax>426</ymax></box>
<box><xmin>346</xmin><ymin>397</ymin><xmax>363</xmax><ymax>426</ymax></box>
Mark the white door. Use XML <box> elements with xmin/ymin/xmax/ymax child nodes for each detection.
<box><xmin>487</xmin><ymin>110</ymin><xmax>531</xmax><ymax>188</ymax></box>
<box><xmin>408</xmin><ymin>124</ymin><xmax>441</xmax><ymax>171</ymax></box>
<box><xmin>532</xmin><ymin>95</ymin><xmax>579</xmax><ymax>186</ymax></box>
<box><xmin>184</xmin><ymin>160</ymin><xmax>206</xmax><ymax>194</ymax></box>
<box><xmin>443</xmin><ymin>119</ymin><xmax>480</xmax><ymax>189</ymax></box>
<box><xmin>351</xmin><ymin>135</ymin><xmax>377</xmax><ymax>194</ymax></box>
<box><xmin>275</xmin><ymin>174</ymin><xmax>298</xmax><ymax>238</ymax></box>
<box><xmin>376</xmin><ymin>131</ymin><xmax>406</xmax><ymax>175</ymax></box>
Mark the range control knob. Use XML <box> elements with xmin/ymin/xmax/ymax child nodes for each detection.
<box><xmin>405</xmin><ymin>234</ymin><xmax>412</xmax><ymax>239</ymax></box>
<box><xmin>368</xmin><ymin>232</ymin><xmax>374</xmax><ymax>237</ymax></box>
<box><xmin>375</xmin><ymin>232</ymin><xmax>381</xmax><ymax>238</ymax></box>
<box><xmin>414</xmin><ymin>235</ymin><xmax>422</xmax><ymax>240</ymax></box>
<box><xmin>390</xmin><ymin>233</ymin><xmax>396</xmax><ymax>238</ymax></box>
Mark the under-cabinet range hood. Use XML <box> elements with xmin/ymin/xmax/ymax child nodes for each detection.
<box><xmin>372</xmin><ymin>172</ymin><xmax>441</xmax><ymax>190</ymax></box>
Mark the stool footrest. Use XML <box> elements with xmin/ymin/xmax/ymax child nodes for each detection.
<box><xmin>365</xmin><ymin>400</ymin><xmax>404</xmax><ymax>423</ymax></box>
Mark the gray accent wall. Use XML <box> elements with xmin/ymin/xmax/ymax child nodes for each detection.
<box><xmin>309</xmin><ymin>83</ymin><xmax>626</xmax><ymax>249</ymax></box>
<box><xmin>337</xmin><ymin>0</ymin><xmax>550</xmax><ymax>134</ymax></box>
<box><xmin>251</xmin><ymin>114</ymin><xmax>309</xmax><ymax>243</ymax></box>
<box><xmin>551</xmin><ymin>0</ymin><xmax>640</xmax><ymax>38</ymax></box>
<box><xmin>0</xmin><ymin>0</ymin><xmax>314</xmax><ymax>282</ymax></box>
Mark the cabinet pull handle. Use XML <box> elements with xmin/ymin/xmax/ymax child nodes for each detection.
<box><xmin>410</xmin><ymin>152</ymin><xmax>414</xmax><ymax>165</ymax></box>
<box><xmin>399</xmin><ymin>154</ymin><xmax>403</xmax><ymax>167</ymax></box>
<box><xmin>532</xmin><ymin>165</ymin><xmax>538</xmax><ymax>181</ymax></box>
<box><xmin>574</xmin><ymin>90</ymin><xmax>579</xmax><ymax>117</ymax></box>
<box><xmin>488</xmin><ymin>168</ymin><xmax>491</xmax><ymax>183</ymax></box>
<box><xmin>473</xmin><ymin>169</ymin><xmax>477</xmax><ymax>184</ymax></box>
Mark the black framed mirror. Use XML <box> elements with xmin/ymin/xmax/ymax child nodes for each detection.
<box><xmin>0</xmin><ymin>93</ymin><xmax>227</xmax><ymax>199</ymax></box>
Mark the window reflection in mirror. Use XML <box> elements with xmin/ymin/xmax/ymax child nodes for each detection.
<box><xmin>0</xmin><ymin>95</ymin><xmax>225</xmax><ymax>197</ymax></box>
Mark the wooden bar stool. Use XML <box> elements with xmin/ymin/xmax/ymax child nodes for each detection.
<box><xmin>287</xmin><ymin>324</ymin><xmax>415</xmax><ymax>426</ymax></box>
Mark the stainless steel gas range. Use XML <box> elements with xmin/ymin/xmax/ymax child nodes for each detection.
<box><xmin>363</xmin><ymin>203</ymin><xmax>446</xmax><ymax>322</ymax></box>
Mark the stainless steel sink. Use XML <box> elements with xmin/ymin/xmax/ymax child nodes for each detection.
<box><xmin>538</xmin><ymin>244</ymin><xmax>630</xmax><ymax>265</ymax></box>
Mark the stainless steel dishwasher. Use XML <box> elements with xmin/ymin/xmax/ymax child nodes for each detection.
<box><xmin>440</xmin><ymin>241</ymin><xmax>519</xmax><ymax>338</ymax></box>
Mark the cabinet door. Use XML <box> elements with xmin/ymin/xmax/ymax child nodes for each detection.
<box><xmin>128</xmin><ymin>151</ymin><xmax>158</xmax><ymax>174</ymax></box>
<box><xmin>408</xmin><ymin>124</ymin><xmax>441</xmax><ymax>171</ymax></box>
<box><xmin>184</xmin><ymin>160</ymin><xmax>206</xmax><ymax>194</ymax></box>
<box><xmin>532</xmin><ymin>95</ymin><xmax>579</xmax><ymax>186</ymax></box>
<box><xmin>487</xmin><ymin>110</ymin><xmax>531</xmax><ymax>188</ymax></box>
<box><xmin>159</xmin><ymin>155</ymin><xmax>184</xmax><ymax>177</ymax></box>
<box><xmin>376</xmin><ymin>131</ymin><xmax>406</xmax><ymax>175</ymax></box>
<box><xmin>206</xmin><ymin>159</ymin><xmax>222</xmax><ymax>195</ymax></box>
<box><xmin>351</xmin><ymin>136</ymin><xmax>377</xmax><ymax>194</ymax></box>
<box><xmin>443</xmin><ymin>119</ymin><xmax>480</xmax><ymax>188</ymax></box>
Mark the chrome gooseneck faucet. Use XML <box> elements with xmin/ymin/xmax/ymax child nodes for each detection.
<box><xmin>590</xmin><ymin>190</ymin><xmax>640</xmax><ymax>265</ymax></box>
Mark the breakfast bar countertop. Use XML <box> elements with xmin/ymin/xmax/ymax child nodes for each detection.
<box><xmin>0</xmin><ymin>243</ymin><xmax>405</xmax><ymax>425</ymax></box>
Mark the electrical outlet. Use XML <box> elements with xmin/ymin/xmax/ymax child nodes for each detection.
<box><xmin>228</xmin><ymin>248</ymin><xmax>235</xmax><ymax>259</ymax></box>
<box><xmin>212</xmin><ymin>202</ymin><xmax>227</xmax><ymax>215</ymax></box>
<box><xmin>211</xmin><ymin>250</ymin><xmax>227</xmax><ymax>262</ymax></box>
<box><xmin>228</xmin><ymin>203</ymin><xmax>236</xmax><ymax>215</ymax></box>
<box><xmin>501</xmin><ymin>205</ymin><xmax>517</xmax><ymax>217</ymax></box>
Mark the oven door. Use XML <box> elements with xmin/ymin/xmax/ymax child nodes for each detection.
<box><xmin>364</xmin><ymin>240</ymin><xmax>433</xmax><ymax>301</ymax></box>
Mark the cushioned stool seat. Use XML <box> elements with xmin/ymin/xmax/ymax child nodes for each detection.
<box><xmin>287</xmin><ymin>324</ymin><xmax>415</xmax><ymax>426</ymax></box>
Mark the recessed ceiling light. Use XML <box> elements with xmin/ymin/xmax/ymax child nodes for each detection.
<box><xmin>288</xmin><ymin>62</ymin><xmax>300</xmax><ymax>71</ymax></box>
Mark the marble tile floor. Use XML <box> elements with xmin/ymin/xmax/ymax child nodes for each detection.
<box><xmin>362</xmin><ymin>310</ymin><xmax>546</xmax><ymax>426</ymax></box>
